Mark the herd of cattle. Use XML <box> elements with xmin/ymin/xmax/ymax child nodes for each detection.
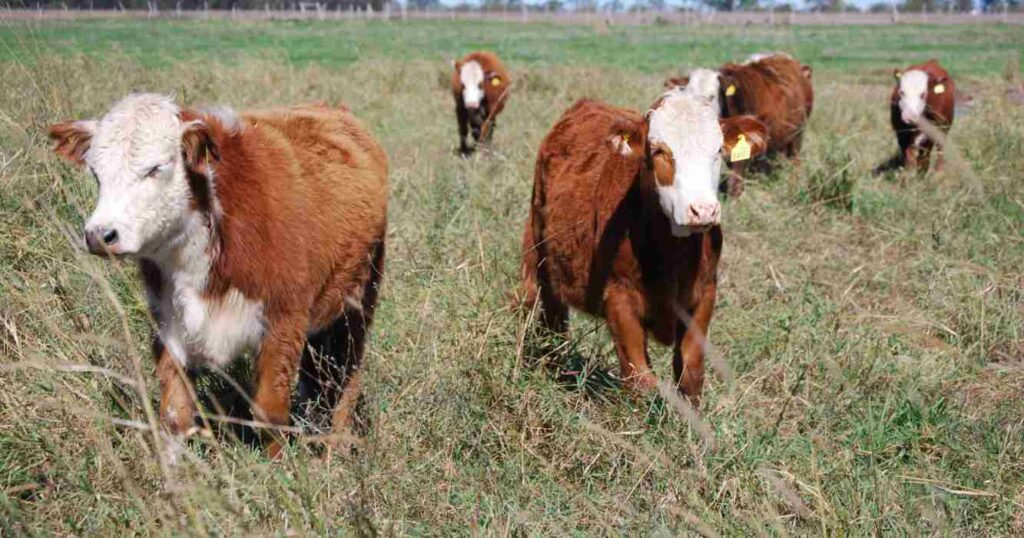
<box><xmin>47</xmin><ymin>51</ymin><xmax>956</xmax><ymax>459</ymax></box>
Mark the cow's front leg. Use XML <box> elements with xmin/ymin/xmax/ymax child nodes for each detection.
<box><xmin>605</xmin><ymin>287</ymin><xmax>657</xmax><ymax>392</ymax></box>
<box><xmin>673</xmin><ymin>280</ymin><xmax>717</xmax><ymax>408</ymax></box>
<box><xmin>456</xmin><ymin>104</ymin><xmax>472</xmax><ymax>156</ymax></box>
<box><xmin>155</xmin><ymin>343</ymin><xmax>196</xmax><ymax>463</ymax></box>
<box><xmin>252</xmin><ymin>315</ymin><xmax>308</xmax><ymax>459</ymax></box>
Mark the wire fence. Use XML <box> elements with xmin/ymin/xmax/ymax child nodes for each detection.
<box><xmin>2</xmin><ymin>5</ymin><xmax>1023</xmax><ymax>24</ymax></box>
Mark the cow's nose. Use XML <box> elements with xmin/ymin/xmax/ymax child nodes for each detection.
<box><xmin>687</xmin><ymin>202</ymin><xmax>721</xmax><ymax>226</ymax></box>
<box><xmin>85</xmin><ymin>226</ymin><xmax>119</xmax><ymax>255</ymax></box>
<box><xmin>465</xmin><ymin>101</ymin><xmax>480</xmax><ymax>111</ymax></box>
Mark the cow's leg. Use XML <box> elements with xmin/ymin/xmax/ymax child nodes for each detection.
<box><xmin>672</xmin><ymin>280</ymin><xmax>717</xmax><ymax>408</ymax></box>
<box><xmin>902</xmin><ymin>144</ymin><xmax>918</xmax><ymax>171</ymax></box>
<box><xmin>724</xmin><ymin>161</ymin><xmax>747</xmax><ymax>198</ymax></box>
<box><xmin>456</xmin><ymin>104</ymin><xmax>472</xmax><ymax>156</ymax></box>
<box><xmin>917</xmin><ymin>140</ymin><xmax>934</xmax><ymax>174</ymax></box>
<box><xmin>518</xmin><ymin>211</ymin><xmax>540</xmax><ymax>310</ymax></box>
<box><xmin>786</xmin><ymin>133</ymin><xmax>804</xmax><ymax>165</ymax></box>
<box><xmin>605</xmin><ymin>287</ymin><xmax>657</xmax><ymax>391</ymax></box>
<box><xmin>155</xmin><ymin>342</ymin><xmax>196</xmax><ymax>463</ymax></box>
<box><xmin>934</xmin><ymin>143</ymin><xmax>945</xmax><ymax>172</ymax></box>
<box><xmin>252</xmin><ymin>315</ymin><xmax>308</xmax><ymax>459</ymax></box>
<box><xmin>330</xmin><ymin>240</ymin><xmax>383</xmax><ymax>452</ymax></box>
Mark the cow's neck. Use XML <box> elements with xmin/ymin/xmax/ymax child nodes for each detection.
<box><xmin>145</xmin><ymin>210</ymin><xmax>216</xmax><ymax>295</ymax></box>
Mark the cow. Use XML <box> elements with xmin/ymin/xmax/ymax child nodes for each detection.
<box><xmin>49</xmin><ymin>94</ymin><xmax>389</xmax><ymax>460</ymax></box>
<box><xmin>450</xmin><ymin>51</ymin><xmax>511</xmax><ymax>156</ymax></box>
<box><xmin>518</xmin><ymin>90</ymin><xmax>768</xmax><ymax>406</ymax></box>
<box><xmin>666</xmin><ymin>53</ymin><xmax>813</xmax><ymax>197</ymax></box>
<box><xmin>891</xmin><ymin>59</ymin><xmax>955</xmax><ymax>173</ymax></box>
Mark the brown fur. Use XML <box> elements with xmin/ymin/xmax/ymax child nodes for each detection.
<box><xmin>519</xmin><ymin>98</ymin><xmax>767</xmax><ymax>405</ymax></box>
<box><xmin>719</xmin><ymin>55</ymin><xmax>813</xmax><ymax>159</ymax></box>
<box><xmin>665</xmin><ymin>54</ymin><xmax>812</xmax><ymax>197</ymax></box>
<box><xmin>450</xmin><ymin>51</ymin><xmax>511</xmax><ymax>155</ymax></box>
<box><xmin>890</xmin><ymin>59</ymin><xmax>955</xmax><ymax>172</ymax></box>
<box><xmin>53</xmin><ymin>103</ymin><xmax>388</xmax><ymax>457</ymax></box>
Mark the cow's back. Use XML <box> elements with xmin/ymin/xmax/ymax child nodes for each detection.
<box><xmin>532</xmin><ymin>99</ymin><xmax>643</xmax><ymax>311</ymax></box>
<box><xmin>211</xmin><ymin>105</ymin><xmax>388</xmax><ymax>325</ymax></box>
<box><xmin>724</xmin><ymin>55</ymin><xmax>810</xmax><ymax>148</ymax></box>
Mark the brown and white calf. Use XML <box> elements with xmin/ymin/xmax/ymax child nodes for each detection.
<box><xmin>667</xmin><ymin>53</ymin><xmax>813</xmax><ymax>197</ymax></box>
<box><xmin>50</xmin><ymin>94</ymin><xmax>389</xmax><ymax>459</ymax></box>
<box><xmin>519</xmin><ymin>91</ymin><xmax>767</xmax><ymax>405</ymax></box>
<box><xmin>891</xmin><ymin>59</ymin><xmax>955</xmax><ymax>172</ymax></box>
<box><xmin>451</xmin><ymin>51</ymin><xmax>511</xmax><ymax>156</ymax></box>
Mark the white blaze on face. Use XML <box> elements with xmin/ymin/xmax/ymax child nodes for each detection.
<box><xmin>460</xmin><ymin>60</ymin><xmax>485</xmax><ymax>110</ymax></box>
<box><xmin>683</xmin><ymin>68</ymin><xmax>721</xmax><ymax>110</ymax></box>
<box><xmin>83</xmin><ymin>93</ymin><xmax>193</xmax><ymax>257</ymax></box>
<box><xmin>647</xmin><ymin>89</ymin><xmax>724</xmax><ymax>236</ymax></box>
<box><xmin>897</xmin><ymin>70</ymin><xmax>929</xmax><ymax>125</ymax></box>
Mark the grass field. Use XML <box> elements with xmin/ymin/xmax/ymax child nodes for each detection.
<box><xmin>1</xmin><ymin>19</ymin><xmax>1023</xmax><ymax>535</ymax></box>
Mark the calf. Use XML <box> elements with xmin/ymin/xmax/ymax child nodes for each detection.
<box><xmin>451</xmin><ymin>51</ymin><xmax>511</xmax><ymax>156</ymax></box>
<box><xmin>519</xmin><ymin>91</ymin><xmax>767</xmax><ymax>405</ymax></box>
<box><xmin>50</xmin><ymin>94</ymin><xmax>389</xmax><ymax>459</ymax></box>
<box><xmin>667</xmin><ymin>53</ymin><xmax>813</xmax><ymax>197</ymax></box>
<box><xmin>891</xmin><ymin>59</ymin><xmax>955</xmax><ymax>172</ymax></box>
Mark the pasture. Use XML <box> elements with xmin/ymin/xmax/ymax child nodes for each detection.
<box><xmin>1</xmin><ymin>18</ymin><xmax>1023</xmax><ymax>534</ymax></box>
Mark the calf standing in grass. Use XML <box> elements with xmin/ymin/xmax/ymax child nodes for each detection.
<box><xmin>668</xmin><ymin>53</ymin><xmax>813</xmax><ymax>197</ymax></box>
<box><xmin>519</xmin><ymin>90</ymin><xmax>767</xmax><ymax>405</ymax></box>
<box><xmin>50</xmin><ymin>94</ymin><xmax>389</xmax><ymax>459</ymax></box>
<box><xmin>891</xmin><ymin>59</ymin><xmax>955</xmax><ymax>172</ymax></box>
<box><xmin>451</xmin><ymin>51</ymin><xmax>511</xmax><ymax>156</ymax></box>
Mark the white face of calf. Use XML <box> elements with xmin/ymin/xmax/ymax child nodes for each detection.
<box><xmin>682</xmin><ymin>68</ymin><xmax>721</xmax><ymax>110</ymax></box>
<box><xmin>897</xmin><ymin>70</ymin><xmax>929</xmax><ymax>125</ymax></box>
<box><xmin>51</xmin><ymin>94</ymin><xmax>197</xmax><ymax>258</ymax></box>
<box><xmin>609</xmin><ymin>89</ymin><xmax>767</xmax><ymax>237</ymax></box>
<box><xmin>459</xmin><ymin>60</ymin><xmax>485</xmax><ymax>111</ymax></box>
<box><xmin>646</xmin><ymin>90</ymin><xmax>724</xmax><ymax>236</ymax></box>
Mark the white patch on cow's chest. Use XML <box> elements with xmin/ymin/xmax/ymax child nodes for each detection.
<box><xmin>148</xmin><ymin>215</ymin><xmax>265</xmax><ymax>369</ymax></box>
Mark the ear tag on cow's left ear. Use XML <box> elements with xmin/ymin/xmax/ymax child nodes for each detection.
<box><xmin>491</xmin><ymin>76</ymin><xmax>502</xmax><ymax>87</ymax></box>
<box><xmin>933</xmin><ymin>83</ymin><xmax>945</xmax><ymax>94</ymax></box>
<box><xmin>730</xmin><ymin>134</ymin><xmax>751</xmax><ymax>162</ymax></box>
<box><xmin>725</xmin><ymin>84</ymin><xmax>737</xmax><ymax>97</ymax></box>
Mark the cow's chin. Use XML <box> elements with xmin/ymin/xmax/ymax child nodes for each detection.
<box><xmin>669</xmin><ymin>222</ymin><xmax>711</xmax><ymax>238</ymax></box>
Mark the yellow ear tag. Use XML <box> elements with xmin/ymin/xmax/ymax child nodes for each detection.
<box><xmin>725</xmin><ymin>84</ymin><xmax>736</xmax><ymax>97</ymax></box>
<box><xmin>730</xmin><ymin>134</ymin><xmax>751</xmax><ymax>162</ymax></box>
<box><xmin>621</xmin><ymin>133</ymin><xmax>630</xmax><ymax>143</ymax></box>
<box><xmin>491</xmin><ymin>77</ymin><xmax>501</xmax><ymax>87</ymax></box>
<box><xmin>933</xmin><ymin>83</ymin><xmax>945</xmax><ymax>94</ymax></box>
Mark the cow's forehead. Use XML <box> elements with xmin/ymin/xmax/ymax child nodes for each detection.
<box><xmin>88</xmin><ymin>94</ymin><xmax>182</xmax><ymax>173</ymax></box>
<box><xmin>460</xmin><ymin>60</ymin><xmax>484</xmax><ymax>87</ymax></box>
<box><xmin>899</xmin><ymin>70</ymin><xmax>929</xmax><ymax>94</ymax></box>
<box><xmin>647</xmin><ymin>90</ymin><xmax>722</xmax><ymax>154</ymax></box>
<box><xmin>684</xmin><ymin>68</ymin><xmax>721</xmax><ymax>101</ymax></box>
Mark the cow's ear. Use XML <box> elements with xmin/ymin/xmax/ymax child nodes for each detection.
<box><xmin>893</xmin><ymin>69</ymin><xmax>902</xmax><ymax>82</ymax></box>
<box><xmin>608</xmin><ymin>117</ymin><xmax>646</xmax><ymax>159</ymax></box>
<box><xmin>664</xmin><ymin>76</ymin><xmax>688</xmax><ymax>89</ymax></box>
<box><xmin>181</xmin><ymin>120</ymin><xmax>219</xmax><ymax>176</ymax></box>
<box><xmin>720</xmin><ymin>74</ymin><xmax>738</xmax><ymax>98</ymax></box>
<box><xmin>451</xmin><ymin>58</ymin><xmax>461</xmax><ymax>72</ymax></box>
<box><xmin>49</xmin><ymin>120</ymin><xmax>97</xmax><ymax>165</ymax></box>
<box><xmin>801</xmin><ymin>64</ymin><xmax>812</xmax><ymax>80</ymax></box>
<box><xmin>720</xmin><ymin>115</ymin><xmax>768</xmax><ymax>163</ymax></box>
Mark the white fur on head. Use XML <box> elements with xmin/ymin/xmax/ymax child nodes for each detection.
<box><xmin>683</xmin><ymin>68</ymin><xmax>721</xmax><ymax>108</ymax></box>
<box><xmin>897</xmin><ymin>70</ymin><xmax>929</xmax><ymax>124</ymax></box>
<box><xmin>646</xmin><ymin>88</ymin><xmax>724</xmax><ymax>236</ymax></box>
<box><xmin>459</xmin><ymin>60</ymin><xmax>485</xmax><ymax>110</ymax></box>
<box><xmin>83</xmin><ymin>93</ymin><xmax>195</xmax><ymax>257</ymax></box>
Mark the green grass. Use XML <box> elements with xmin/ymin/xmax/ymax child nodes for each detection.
<box><xmin>1</xmin><ymin>19</ymin><xmax>1021</xmax><ymax>75</ymax></box>
<box><xmin>1</xmin><ymin>19</ymin><xmax>1023</xmax><ymax>535</ymax></box>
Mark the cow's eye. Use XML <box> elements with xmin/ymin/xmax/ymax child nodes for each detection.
<box><xmin>146</xmin><ymin>166</ymin><xmax>162</xmax><ymax>178</ymax></box>
<box><xmin>898</xmin><ymin>90</ymin><xmax>905</xmax><ymax>97</ymax></box>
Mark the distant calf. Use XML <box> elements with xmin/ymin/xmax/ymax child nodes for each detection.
<box><xmin>451</xmin><ymin>51</ymin><xmax>511</xmax><ymax>156</ymax></box>
<box><xmin>519</xmin><ymin>92</ymin><xmax>767</xmax><ymax>405</ymax></box>
<box><xmin>668</xmin><ymin>53</ymin><xmax>813</xmax><ymax>196</ymax></box>
<box><xmin>891</xmin><ymin>59</ymin><xmax>955</xmax><ymax>172</ymax></box>
<box><xmin>51</xmin><ymin>94</ymin><xmax>389</xmax><ymax>459</ymax></box>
